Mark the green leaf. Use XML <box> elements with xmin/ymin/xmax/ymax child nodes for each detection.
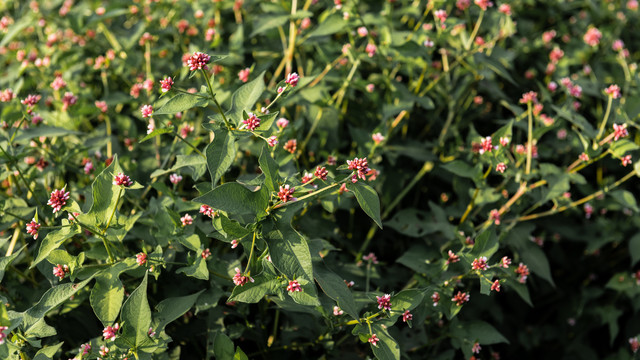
<box><xmin>471</xmin><ymin>229</ymin><xmax>498</xmax><ymax>259</ymax></box>
<box><xmin>155</xmin><ymin>93</ymin><xmax>210</xmax><ymax>115</ymax></box>
<box><xmin>150</xmin><ymin>154</ymin><xmax>207</xmax><ymax>181</ymax></box>
<box><xmin>370</xmin><ymin>323</ymin><xmax>401</xmax><ymax>360</ymax></box>
<box><xmin>258</xmin><ymin>146</ymin><xmax>280</xmax><ymax>193</ymax></box>
<box><xmin>228</xmin><ymin>273</ymin><xmax>280</xmax><ymax>303</ymax></box>
<box><xmin>194</xmin><ymin>183</ymin><xmax>269</xmax><ymax>218</ymax></box>
<box><xmin>31</xmin><ymin>222</ymin><xmax>80</xmax><ymax>268</ymax></box>
<box><xmin>203</xmin><ymin>124</ymin><xmax>236</xmax><ymax>186</ymax></box>
<box><xmin>441</xmin><ymin>160</ymin><xmax>480</xmax><ymax>179</ymax></box>
<box><xmin>154</xmin><ymin>290</ymin><xmax>204</xmax><ymax>333</ymax></box>
<box><xmin>225</xmin><ymin>71</ymin><xmax>266</xmax><ymax>125</ymax></box>
<box><xmin>21</xmin><ymin>276</ymin><xmax>95</xmax><ymax>333</ymax></box>
<box><xmin>250</xmin><ymin>14</ymin><xmax>289</xmax><ymax>37</ymax></box>
<box><xmin>214</xmin><ymin>332</ymin><xmax>235</xmax><ymax>360</ymax></box>
<box><xmin>139</xmin><ymin>128</ymin><xmax>172</xmax><ymax>143</ymax></box>
<box><xmin>14</xmin><ymin>126</ymin><xmax>81</xmax><ymax>143</ymax></box>
<box><xmin>610</xmin><ymin>190</ymin><xmax>639</xmax><ymax>212</ymax></box>
<box><xmin>266</xmin><ymin>220</ymin><xmax>319</xmax><ymax>306</ymax></box>
<box><xmin>629</xmin><ymin>233</ymin><xmax>640</xmax><ymax>266</ymax></box>
<box><xmin>307</xmin><ymin>14</ymin><xmax>347</xmax><ymax>37</ymax></box>
<box><xmin>313</xmin><ymin>260</ymin><xmax>360</xmax><ymax>319</ymax></box>
<box><xmin>520</xmin><ymin>245</ymin><xmax>554</xmax><ymax>286</ymax></box>
<box><xmin>609</xmin><ymin>139</ymin><xmax>639</xmax><ymax>158</ymax></box>
<box><xmin>347</xmin><ymin>182</ymin><xmax>382</xmax><ymax>229</ymax></box>
<box><xmin>552</xmin><ymin>105</ymin><xmax>596</xmax><ymax>137</ymax></box>
<box><xmin>506</xmin><ymin>278</ymin><xmax>533</xmax><ymax>306</ymax></box>
<box><xmin>85</xmin><ymin>154</ymin><xmax>127</xmax><ymax>229</ymax></box>
<box><xmin>33</xmin><ymin>342</ymin><xmax>64</xmax><ymax>360</ymax></box>
<box><xmin>91</xmin><ymin>260</ymin><xmax>137</xmax><ymax>327</ymax></box>
<box><xmin>234</xmin><ymin>347</ymin><xmax>249</xmax><ymax>360</ymax></box>
<box><xmin>219</xmin><ymin>215</ymin><xmax>251</xmax><ymax>238</ymax></box>
<box><xmin>176</xmin><ymin>256</ymin><xmax>209</xmax><ymax>280</ymax></box>
<box><xmin>0</xmin><ymin>245</ymin><xmax>26</xmax><ymax>282</ymax></box>
<box><xmin>120</xmin><ymin>273</ymin><xmax>152</xmax><ymax>349</ymax></box>
<box><xmin>451</xmin><ymin>319</ymin><xmax>509</xmax><ymax>345</ymax></box>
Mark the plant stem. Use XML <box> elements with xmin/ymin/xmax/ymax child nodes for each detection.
<box><xmin>596</xmin><ymin>95</ymin><xmax>613</xmax><ymax>141</ymax></box>
<box><xmin>201</xmin><ymin>69</ymin><xmax>232</xmax><ymax>129</ymax></box>
<box><xmin>465</xmin><ymin>10</ymin><xmax>485</xmax><ymax>50</ymax></box>
<box><xmin>525</xmin><ymin>101</ymin><xmax>533</xmax><ymax>175</ymax></box>
<box><xmin>171</xmin><ymin>129</ymin><xmax>206</xmax><ymax>159</ymax></box>
<box><xmin>245</xmin><ymin>232</ymin><xmax>257</xmax><ymax>276</ymax></box>
<box><xmin>272</xmin><ymin>183</ymin><xmax>339</xmax><ymax>210</ymax></box>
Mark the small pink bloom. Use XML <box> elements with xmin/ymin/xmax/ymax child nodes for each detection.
<box><xmin>368</xmin><ymin>334</ymin><xmax>380</xmax><ymax>347</ymax></box>
<box><xmin>136</xmin><ymin>253</ymin><xmax>147</xmax><ymax>266</ymax></box>
<box><xmin>366</xmin><ymin>83</ymin><xmax>375</xmax><ymax>93</ymax></box>
<box><xmin>314</xmin><ymin>166</ymin><xmax>328</xmax><ymax>180</ymax></box>
<box><xmin>238</xmin><ymin>67</ymin><xmax>250</xmax><ymax>83</ymax></box>
<box><xmin>452</xmin><ymin>291</ymin><xmax>470</xmax><ymax>306</ymax></box>
<box><xmin>53</xmin><ymin>264</ymin><xmax>69</xmax><ymax>280</ymax></box>
<box><xmin>366</xmin><ymin>43</ymin><xmax>377</xmax><ymax>57</ymax></box>
<box><xmin>180</xmin><ymin>214</ymin><xmax>193</xmax><ymax>226</ymax></box>
<box><xmin>434</xmin><ymin>9</ymin><xmax>447</xmax><ymax>23</ymax></box>
<box><xmin>498</xmin><ymin>4</ymin><xmax>511</xmax><ymax>15</ymax></box>
<box><xmin>232</xmin><ymin>267</ymin><xmax>254</xmax><ymax>286</ymax></box>
<box><xmin>231</xmin><ymin>240</ymin><xmax>239</xmax><ymax>249</ymax></box>
<box><xmin>141</xmin><ymin>104</ymin><xmax>153</xmax><ymax>118</ymax></box>
<box><xmin>347</xmin><ymin>157</ymin><xmax>370</xmax><ymax>181</ymax></box>
<box><xmin>287</xmin><ymin>280</ymin><xmax>302</xmax><ymax>292</ymax></box>
<box><xmin>515</xmin><ymin>263</ymin><xmax>530</xmax><ymax>283</ymax></box>
<box><xmin>160</xmin><ymin>76</ymin><xmax>174</xmax><ymax>92</ymax></box>
<box><xmin>583</xmin><ymin>27</ymin><xmax>602</xmax><ymax>47</ymax></box>
<box><xmin>80</xmin><ymin>343</ymin><xmax>91</xmax><ymax>355</ymax></box>
<box><xmin>21</xmin><ymin>94</ymin><xmax>41</xmax><ymax>107</ymax></box>
<box><xmin>548</xmin><ymin>81</ymin><xmax>558</xmax><ymax>92</ymax></box>
<box><xmin>584</xmin><ymin>203</ymin><xmax>594</xmax><ymax>219</ymax></box>
<box><xmin>474</xmin><ymin>0</ymin><xmax>493</xmax><ymax>11</ymax></box>
<box><xmin>499</xmin><ymin>137</ymin><xmax>509</xmax><ymax>147</ymax></box>
<box><xmin>372</xmin><ymin>132</ymin><xmax>385</xmax><ymax>144</ymax></box>
<box><xmin>471</xmin><ymin>256</ymin><xmax>489</xmax><ymax>271</ymax></box>
<box><xmin>199</xmin><ymin>205</ymin><xmax>216</xmax><ymax>218</ymax></box>
<box><xmin>285</xmin><ymin>72</ymin><xmax>299</xmax><ymax>87</ymax></box>
<box><xmin>363</xmin><ymin>252</ymin><xmax>379</xmax><ymax>264</ymax></box>
<box><xmin>186</xmin><ymin>51</ymin><xmax>211</xmax><ymax>71</ymax></box>
<box><xmin>26</xmin><ymin>218</ymin><xmax>40</xmax><ymax>239</ymax></box>
<box><xmin>479</xmin><ymin>136</ymin><xmax>493</xmax><ymax>154</ymax></box>
<box><xmin>491</xmin><ymin>280</ymin><xmax>501</xmax><ymax>292</ymax></box>
<box><xmin>489</xmin><ymin>209</ymin><xmax>500</xmax><ymax>225</ymax></box>
<box><xmin>103</xmin><ymin>323</ymin><xmax>119</xmax><ymax>341</ymax></box>
<box><xmin>357</xmin><ymin>26</ymin><xmax>368</xmax><ymax>37</ymax></box>
<box><xmin>50</xmin><ymin>76</ymin><xmax>66</xmax><ymax>91</ymax></box>
<box><xmin>61</xmin><ymin>92</ymin><xmax>77</xmax><ymax>111</ymax></box>
<box><xmin>621</xmin><ymin>155</ymin><xmax>632</xmax><ymax>167</ymax></box>
<box><xmin>579</xmin><ymin>152</ymin><xmax>589</xmax><ymax>162</ymax></box>
<box><xmin>242</xmin><ymin>113</ymin><xmax>261</xmax><ymax>131</ymax></box>
<box><xmin>302</xmin><ymin>172</ymin><xmax>314</xmax><ymax>184</ymax></box>
<box><xmin>456</xmin><ymin>0</ymin><xmax>471</xmax><ymax>10</ymax></box>
<box><xmin>496</xmin><ymin>162</ymin><xmax>507</xmax><ymax>173</ymax></box>
<box><xmin>605</xmin><ymin>84</ymin><xmax>621</xmax><ymax>99</ymax></box>
<box><xmin>99</xmin><ymin>345</ymin><xmax>109</xmax><ymax>357</ymax></box>
<box><xmin>284</xmin><ymin>139</ymin><xmax>297</xmax><ymax>153</ymax></box>
<box><xmin>333</xmin><ymin>306</ymin><xmax>344</xmax><ymax>316</ymax></box>
<box><xmin>445</xmin><ymin>250</ymin><xmax>460</xmax><ymax>265</ymax></box>
<box><xmin>95</xmin><ymin>100</ymin><xmax>108</xmax><ymax>113</ymax></box>
<box><xmin>402</xmin><ymin>310</ymin><xmax>413</xmax><ymax>322</ymax></box>
<box><xmin>612</xmin><ymin>39</ymin><xmax>625</xmax><ymax>52</ymax></box>
<box><xmin>201</xmin><ymin>248</ymin><xmax>211</xmax><ymax>259</ymax></box>
<box><xmin>277</xmin><ymin>185</ymin><xmax>295</xmax><ymax>203</ymax></box>
<box><xmin>147</xmin><ymin>118</ymin><xmax>156</xmax><ymax>135</ymax></box>
<box><xmin>48</xmin><ymin>188</ymin><xmax>70</xmax><ymax>213</ymax></box>
<box><xmin>630</xmin><ymin>337</ymin><xmax>640</xmax><ymax>353</ymax></box>
<box><xmin>376</xmin><ymin>294</ymin><xmax>392</xmax><ymax>310</ymax></box>
<box><xmin>499</xmin><ymin>256</ymin><xmax>511</xmax><ymax>268</ymax></box>
<box><xmin>113</xmin><ymin>173</ymin><xmax>133</xmax><ymax>187</ymax></box>
<box><xmin>431</xmin><ymin>292</ymin><xmax>440</xmax><ymax>306</ymax></box>
<box><xmin>472</xmin><ymin>341</ymin><xmax>482</xmax><ymax>354</ymax></box>
<box><xmin>519</xmin><ymin>91</ymin><xmax>538</xmax><ymax>104</ymax></box>
<box><xmin>267</xmin><ymin>136</ymin><xmax>278</xmax><ymax>147</ymax></box>
<box><xmin>169</xmin><ymin>173</ymin><xmax>183</xmax><ymax>184</ymax></box>
<box><xmin>613</xmin><ymin>123</ymin><xmax>628</xmax><ymax>141</ymax></box>
<box><xmin>276</xmin><ymin>118</ymin><xmax>289</xmax><ymax>129</ymax></box>
<box><xmin>148</xmin><ymin>327</ymin><xmax>156</xmax><ymax>337</ymax></box>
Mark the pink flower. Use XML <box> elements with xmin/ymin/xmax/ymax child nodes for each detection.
<box><xmin>186</xmin><ymin>51</ymin><xmax>211</xmax><ymax>71</ymax></box>
<box><xmin>61</xmin><ymin>92</ymin><xmax>77</xmax><ymax>111</ymax></box>
<box><xmin>21</xmin><ymin>94</ymin><xmax>41</xmax><ymax>107</ymax></box>
<box><xmin>26</xmin><ymin>218</ymin><xmax>40</xmax><ymax>239</ymax></box>
<box><xmin>333</xmin><ymin>306</ymin><xmax>344</xmax><ymax>316</ymax></box>
<box><xmin>479</xmin><ymin>136</ymin><xmax>493</xmax><ymax>154</ymax></box>
<box><xmin>180</xmin><ymin>123</ymin><xmax>194</xmax><ymax>138</ymax></box>
<box><xmin>0</xmin><ymin>89</ymin><xmax>16</xmax><ymax>102</ymax></box>
<box><xmin>372</xmin><ymin>132</ymin><xmax>385</xmax><ymax>144</ymax></box>
<box><xmin>53</xmin><ymin>264</ymin><xmax>69</xmax><ymax>280</ymax></box>
<box><xmin>499</xmin><ymin>137</ymin><xmax>509</xmax><ymax>147</ymax></box>
<box><xmin>277</xmin><ymin>185</ymin><xmax>295</xmax><ymax>203</ymax></box>
<box><xmin>376</xmin><ymin>294</ymin><xmax>392</xmax><ymax>310</ymax></box>
<box><xmin>540</xmin><ymin>114</ymin><xmax>554</xmax><ymax>126</ymax></box>
<box><xmin>621</xmin><ymin>155</ymin><xmax>632</xmax><ymax>167</ymax></box>
<box><xmin>141</xmin><ymin>104</ymin><xmax>153</xmax><ymax>118</ymax></box>
<box><xmin>496</xmin><ymin>162</ymin><xmax>507</xmax><ymax>173</ymax></box>
<box><xmin>95</xmin><ymin>100</ymin><xmax>108</xmax><ymax>113</ymax></box>
<box><xmin>515</xmin><ymin>263</ymin><xmax>530</xmax><ymax>283</ymax></box>
<box><xmin>201</xmin><ymin>248</ymin><xmax>211</xmax><ymax>259</ymax></box>
<box><xmin>368</xmin><ymin>334</ymin><xmax>380</xmax><ymax>347</ymax></box>
<box><xmin>103</xmin><ymin>323</ymin><xmax>119</xmax><ymax>341</ymax></box>
<box><xmin>434</xmin><ymin>9</ymin><xmax>447</xmax><ymax>23</ymax></box>
<box><xmin>148</xmin><ymin>327</ymin><xmax>156</xmax><ymax>337</ymax></box>
<box><xmin>366</xmin><ymin>43</ymin><xmax>377</xmax><ymax>57</ymax></box>
<box><xmin>48</xmin><ymin>188</ymin><xmax>70</xmax><ymax>213</ymax></box>
<box><xmin>402</xmin><ymin>310</ymin><xmax>413</xmax><ymax>322</ymax></box>
<box><xmin>583</xmin><ymin>27</ymin><xmax>602</xmax><ymax>47</ymax></box>
<box><xmin>242</xmin><ymin>113</ymin><xmax>261</xmax><ymax>131</ymax></box>
<box><xmin>431</xmin><ymin>292</ymin><xmax>440</xmax><ymax>306</ymax></box>
<box><xmin>302</xmin><ymin>172</ymin><xmax>314</xmax><ymax>184</ymax></box>
<box><xmin>613</xmin><ymin>123</ymin><xmax>628</xmax><ymax>141</ymax></box>
<box><xmin>136</xmin><ymin>252</ymin><xmax>147</xmax><ymax>266</ymax></box>
<box><xmin>238</xmin><ymin>67</ymin><xmax>250</xmax><ymax>83</ymax></box>
<box><xmin>612</xmin><ymin>39</ymin><xmax>625</xmax><ymax>52</ymax></box>
<box><xmin>491</xmin><ymin>280</ymin><xmax>501</xmax><ymax>292</ymax></box>
<box><xmin>549</xmin><ymin>47</ymin><xmax>564</xmax><ymax>63</ymax></box>
<box><xmin>287</xmin><ymin>280</ymin><xmax>302</xmax><ymax>292</ymax></box>
<box><xmin>569</xmin><ymin>84</ymin><xmax>582</xmax><ymax>98</ymax></box>
<box><xmin>199</xmin><ymin>205</ymin><xmax>216</xmax><ymax>218</ymax></box>
<box><xmin>160</xmin><ymin>76</ymin><xmax>174</xmax><ymax>92</ymax></box>
<box><xmin>471</xmin><ymin>256</ymin><xmax>489</xmax><ymax>271</ymax></box>
<box><xmin>605</xmin><ymin>84</ymin><xmax>621</xmax><ymax>99</ymax></box>
<box><xmin>231</xmin><ymin>240</ymin><xmax>239</xmax><ymax>249</ymax></box>
<box><xmin>314</xmin><ymin>166</ymin><xmax>328</xmax><ymax>180</ymax></box>
<box><xmin>445</xmin><ymin>250</ymin><xmax>460</xmax><ymax>265</ymax></box>
<box><xmin>557</xmin><ymin>129</ymin><xmax>567</xmax><ymax>139</ymax></box>
<box><xmin>472</xmin><ymin>341</ymin><xmax>482</xmax><ymax>354</ymax></box>
<box><xmin>347</xmin><ymin>157</ymin><xmax>370</xmax><ymax>182</ymax></box>
<box><xmin>169</xmin><ymin>173</ymin><xmax>183</xmax><ymax>184</ymax></box>
<box><xmin>362</xmin><ymin>252</ymin><xmax>379</xmax><ymax>264</ymax></box>
<box><xmin>147</xmin><ymin>119</ymin><xmax>156</xmax><ymax>135</ymax></box>
<box><xmin>474</xmin><ymin>0</ymin><xmax>493</xmax><ymax>10</ymax></box>
<box><xmin>284</xmin><ymin>139</ymin><xmax>297</xmax><ymax>153</ymax></box>
<box><xmin>519</xmin><ymin>91</ymin><xmax>538</xmax><ymax>104</ymax></box>
<box><xmin>489</xmin><ymin>209</ymin><xmax>500</xmax><ymax>225</ymax></box>
<box><xmin>180</xmin><ymin>214</ymin><xmax>193</xmax><ymax>226</ymax></box>
<box><xmin>548</xmin><ymin>81</ymin><xmax>558</xmax><ymax>92</ymax></box>
<box><xmin>456</xmin><ymin>0</ymin><xmax>471</xmax><ymax>10</ymax></box>
<box><xmin>629</xmin><ymin>0</ymin><xmax>639</xmax><ymax>10</ymax></box>
<box><xmin>267</xmin><ymin>136</ymin><xmax>278</xmax><ymax>147</ymax></box>
<box><xmin>579</xmin><ymin>152</ymin><xmax>589</xmax><ymax>162</ymax></box>
<box><xmin>357</xmin><ymin>26</ymin><xmax>368</xmax><ymax>37</ymax></box>
<box><xmin>499</xmin><ymin>256</ymin><xmax>511</xmax><ymax>268</ymax></box>
<box><xmin>113</xmin><ymin>173</ymin><xmax>133</xmax><ymax>187</ymax></box>
<box><xmin>276</xmin><ymin>118</ymin><xmax>289</xmax><ymax>129</ymax></box>
<box><xmin>584</xmin><ymin>203</ymin><xmax>594</xmax><ymax>219</ymax></box>
<box><xmin>285</xmin><ymin>72</ymin><xmax>299</xmax><ymax>87</ymax></box>
<box><xmin>232</xmin><ymin>267</ymin><xmax>254</xmax><ymax>286</ymax></box>
<box><xmin>452</xmin><ymin>291</ymin><xmax>470</xmax><ymax>306</ymax></box>
<box><xmin>630</xmin><ymin>337</ymin><xmax>640</xmax><ymax>353</ymax></box>
<box><xmin>99</xmin><ymin>345</ymin><xmax>109</xmax><ymax>357</ymax></box>
<box><xmin>498</xmin><ymin>4</ymin><xmax>511</xmax><ymax>15</ymax></box>
<box><xmin>50</xmin><ymin>76</ymin><xmax>66</xmax><ymax>90</ymax></box>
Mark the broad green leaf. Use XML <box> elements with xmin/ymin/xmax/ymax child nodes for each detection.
<box><xmin>313</xmin><ymin>260</ymin><xmax>359</xmax><ymax>319</ymax></box>
<box><xmin>552</xmin><ymin>105</ymin><xmax>596</xmax><ymax>137</ymax></box>
<box><xmin>155</xmin><ymin>93</ymin><xmax>210</xmax><ymax>115</ymax></box>
<box><xmin>225</xmin><ymin>71</ymin><xmax>266</xmax><ymax>125</ymax></box>
<box><xmin>154</xmin><ymin>290</ymin><xmax>204</xmax><ymax>333</ymax></box>
<box><xmin>220</xmin><ymin>215</ymin><xmax>251</xmax><ymax>238</ymax></box>
<box><xmin>451</xmin><ymin>319</ymin><xmax>509</xmax><ymax>345</ymax></box>
<box><xmin>266</xmin><ymin>220</ymin><xmax>319</xmax><ymax>306</ymax></box>
<box><xmin>520</xmin><ymin>244</ymin><xmax>554</xmax><ymax>286</ymax></box>
<box><xmin>21</xmin><ymin>276</ymin><xmax>95</xmax><ymax>333</ymax></box>
<box><xmin>630</xmin><ymin>233</ymin><xmax>640</xmax><ymax>266</ymax></box>
<box><xmin>176</xmin><ymin>256</ymin><xmax>209</xmax><ymax>280</ymax></box>
<box><xmin>214</xmin><ymin>332</ymin><xmax>235</xmax><ymax>360</ymax></box>
<box><xmin>471</xmin><ymin>229</ymin><xmax>498</xmax><ymax>259</ymax></box>
<box><xmin>85</xmin><ymin>154</ymin><xmax>127</xmax><ymax>229</ymax></box>
<box><xmin>228</xmin><ymin>273</ymin><xmax>280</xmax><ymax>303</ymax></box>
<box><xmin>258</xmin><ymin>146</ymin><xmax>280</xmax><ymax>193</ymax></box>
<box><xmin>91</xmin><ymin>260</ymin><xmax>137</xmax><ymax>327</ymax></box>
<box><xmin>139</xmin><ymin>128</ymin><xmax>172</xmax><ymax>143</ymax></box>
<box><xmin>120</xmin><ymin>273</ymin><xmax>151</xmax><ymax>349</ymax></box>
<box><xmin>610</xmin><ymin>190</ymin><xmax>639</xmax><ymax>212</ymax></box>
<box><xmin>370</xmin><ymin>323</ymin><xmax>401</xmax><ymax>360</ymax></box>
<box><xmin>14</xmin><ymin>126</ymin><xmax>81</xmax><ymax>143</ymax></box>
<box><xmin>203</xmin><ymin>124</ymin><xmax>236</xmax><ymax>186</ymax></box>
<box><xmin>33</xmin><ymin>342</ymin><xmax>64</xmax><ymax>360</ymax></box>
<box><xmin>234</xmin><ymin>347</ymin><xmax>249</xmax><ymax>360</ymax></box>
<box><xmin>31</xmin><ymin>223</ymin><xmax>80</xmax><ymax>268</ymax></box>
<box><xmin>441</xmin><ymin>160</ymin><xmax>480</xmax><ymax>179</ymax></box>
<box><xmin>0</xmin><ymin>245</ymin><xmax>26</xmax><ymax>282</ymax></box>
<box><xmin>609</xmin><ymin>139</ymin><xmax>640</xmax><ymax>158</ymax></box>
<box><xmin>150</xmin><ymin>154</ymin><xmax>207</xmax><ymax>181</ymax></box>
<box><xmin>194</xmin><ymin>183</ymin><xmax>269</xmax><ymax>218</ymax></box>
<box><xmin>347</xmin><ymin>182</ymin><xmax>382</xmax><ymax>229</ymax></box>
<box><xmin>390</xmin><ymin>289</ymin><xmax>424</xmax><ymax>313</ymax></box>
<box><xmin>307</xmin><ymin>14</ymin><xmax>347</xmax><ymax>37</ymax></box>
<box><xmin>506</xmin><ymin>278</ymin><xmax>533</xmax><ymax>306</ymax></box>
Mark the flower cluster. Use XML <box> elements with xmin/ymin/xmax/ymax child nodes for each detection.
<box><xmin>160</xmin><ymin>76</ymin><xmax>173</xmax><ymax>92</ymax></box>
<box><xmin>287</xmin><ymin>280</ymin><xmax>302</xmax><ymax>292</ymax></box>
<box><xmin>515</xmin><ymin>263</ymin><xmax>530</xmax><ymax>283</ymax></box>
<box><xmin>113</xmin><ymin>172</ymin><xmax>133</xmax><ymax>187</ymax></box>
<box><xmin>26</xmin><ymin>218</ymin><xmax>40</xmax><ymax>239</ymax></box>
<box><xmin>199</xmin><ymin>204</ymin><xmax>216</xmax><ymax>218</ymax></box>
<box><xmin>314</xmin><ymin>166</ymin><xmax>328</xmax><ymax>180</ymax></box>
<box><xmin>232</xmin><ymin>267</ymin><xmax>254</xmax><ymax>286</ymax></box>
<box><xmin>277</xmin><ymin>185</ymin><xmax>295</xmax><ymax>203</ymax></box>
<box><xmin>368</xmin><ymin>334</ymin><xmax>380</xmax><ymax>347</ymax></box>
<box><xmin>53</xmin><ymin>264</ymin><xmax>69</xmax><ymax>280</ymax></box>
<box><xmin>471</xmin><ymin>256</ymin><xmax>489</xmax><ymax>271</ymax></box>
<box><xmin>452</xmin><ymin>291</ymin><xmax>470</xmax><ymax>306</ymax></box>
<box><xmin>376</xmin><ymin>294</ymin><xmax>392</xmax><ymax>310</ymax></box>
<box><xmin>48</xmin><ymin>188</ymin><xmax>70</xmax><ymax>213</ymax></box>
<box><xmin>103</xmin><ymin>323</ymin><xmax>119</xmax><ymax>341</ymax></box>
<box><xmin>186</xmin><ymin>51</ymin><xmax>211</xmax><ymax>71</ymax></box>
<box><xmin>347</xmin><ymin>157</ymin><xmax>370</xmax><ymax>182</ymax></box>
<box><xmin>242</xmin><ymin>113</ymin><xmax>261</xmax><ymax>131</ymax></box>
<box><xmin>136</xmin><ymin>252</ymin><xmax>147</xmax><ymax>266</ymax></box>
